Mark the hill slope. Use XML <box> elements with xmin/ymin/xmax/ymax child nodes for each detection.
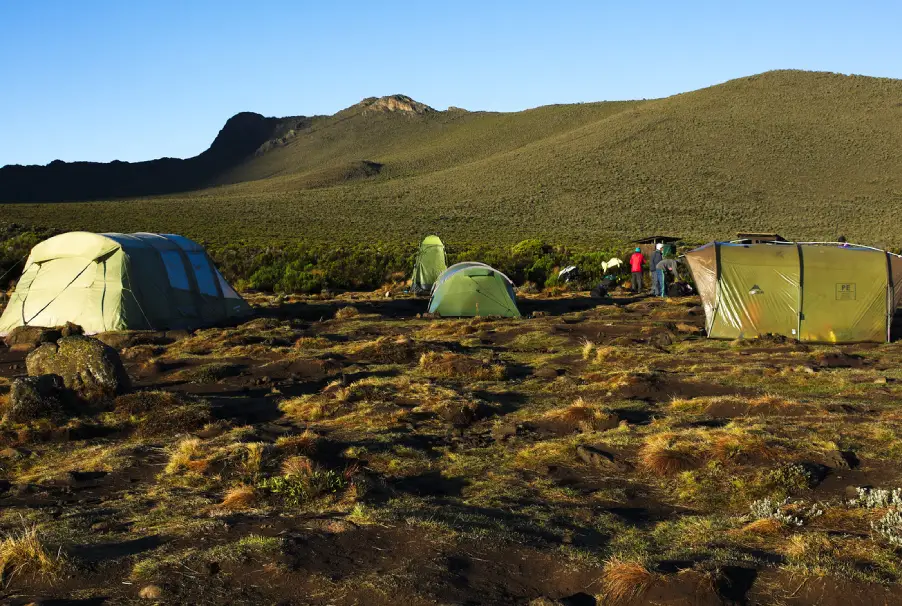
<box><xmin>3</xmin><ymin>71</ymin><xmax>902</xmax><ymax>247</ymax></box>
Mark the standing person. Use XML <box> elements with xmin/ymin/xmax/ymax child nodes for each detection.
<box><xmin>629</xmin><ymin>247</ymin><xmax>645</xmax><ymax>293</ymax></box>
<box><xmin>650</xmin><ymin>243</ymin><xmax>664</xmax><ymax>297</ymax></box>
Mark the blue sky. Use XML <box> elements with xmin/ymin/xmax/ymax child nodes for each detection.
<box><xmin>2</xmin><ymin>0</ymin><xmax>900</xmax><ymax>166</ymax></box>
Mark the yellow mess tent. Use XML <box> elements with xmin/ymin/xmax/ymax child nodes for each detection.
<box><xmin>685</xmin><ymin>242</ymin><xmax>902</xmax><ymax>343</ymax></box>
<box><xmin>0</xmin><ymin>232</ymin><xmax>251</xmax><ymax>335</ymax></box>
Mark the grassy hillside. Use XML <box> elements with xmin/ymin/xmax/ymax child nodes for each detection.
<box><xmin>3</xmin><ymin>70</ymin><xmax>902</xmax><ymax>247</ymax></box>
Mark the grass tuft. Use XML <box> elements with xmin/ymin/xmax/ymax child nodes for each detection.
<box><xmin>0</xmin><ymin>525</ymin><xmax>63</xmax><ymax>585</ymax></box>
<box><xmin>601</xmin><ymin>557</ymin><xmax>658</xmax><ymax>604</ymax></box>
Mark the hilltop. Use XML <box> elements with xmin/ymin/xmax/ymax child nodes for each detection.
<box><xmin>3</xmin><ymin>71</ymin><xmax>902</xmax><ymax>247</ymax></box>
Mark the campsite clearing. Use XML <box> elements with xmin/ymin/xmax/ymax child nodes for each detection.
<box><xmin>2</xmin><ymin>291</ymin><xmax>902</xmax><ymax>604</ymax></box>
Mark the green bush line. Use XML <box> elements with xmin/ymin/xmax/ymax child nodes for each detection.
<box><xmin>1</xmin><ymin>221</ymin><xmax>685</xmax><ymax>293</ymax></box>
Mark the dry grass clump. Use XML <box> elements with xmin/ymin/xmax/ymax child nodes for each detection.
<box><xmin>116</xmin><ymin>392</ymin><xmax>214</xmax><ymax>438</ymax></box>
<box><xmin>279</xmin><ymin>395</ymin><xmax>341</xmax><ymax>421</ymax></box>
<box><xmin>220</xmin><ymin>485</ymin><xmax>257</xmax><ymax>510</ymax></box>
<box><xmin>710</xmin><ymin>430</ymin><xmax>770</xmax><ymax>464</ymax></box>
<box><xmin>737</xmin><ymin>517</ymin><xmax>783</xmax><ymax>536</ymax></box>
<box><xmin>418</xmin><ymin>351</ymin><xmax>506</xmax><ymax>381</ymax></box>
<box><xmin>164</xmin><ymin>437</ymin><xmax>204</xmax><ymax>474</ymax></box>
<box><xmin>0</xmin><ymin>525</ymin><xmax>63</xmax><ymax>584</ymax></box>
<box><xmin>541</xmin><ymin>398</ymin><xmax>619</xmax><ymax>433</ymax></box>
<box><xmin>675</xmin><ymin>322</ymin><xmax>703</xmax><ymax>334</ymax></box>
<box><xmin>293</xmin><ymin>336</ymin><xmax>332</xmax><ymax>349</ymax></box>
<box><xmin>334</xmin><ymin>306</ymin><xmax>360</xmax><ymax>320</ymax></box>
<box><xmin>347</xmin><ymin>336</ymin><xmax>417</xmax><ymax>363</ymax></box>
<box><xmin>276</xmin><ymin>430</ymin><xmax>318</xmax><ymax>455</ymax></box>
<box><xmin>581</xmin><ymin>341</ymin><xmax>628</xmax><ymax>364</ymax></box>
<box><xmin>593</xmin><ymin>345</ymin><xmax>624</xmax><ymax>363</ymax></box>
<box><xmin>601</xmin><ymin>557</ymin><xmax>659</xmax><ymax>604</ymax></box>
<box><xmin>114</xmin><ymin>390</ymin><xmax>185</xmax><ymax>415</ymax></box>
<box><xmin>281</xmin><ymin>455</ymin><xmax>314</xmax><ymax>477</ymax></box>
<box><xmin>584</xmin><ymin>369</ymin><xmax>660</xmax><ymax>395</ymax></box>
<box><xmin>242</xmin><ymin>442</ymin><xmax>270</xmax><ymax>476</ymax></box>
<box><xmin>639</xmin><ymin>433</ymin><xmax>700</xmax><ymax>476</ymax></box>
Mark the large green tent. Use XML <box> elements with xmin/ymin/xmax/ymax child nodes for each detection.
<box><xmin>0</xmin><ymin>232</ymin><xmax>252</xmax><ymax>335</ymax></box>
<box><xmin>428</xmin><ymin>262</ymin><xmax>520</xmax><ymax>318</ymax></box>
<box><xmin>684</xmin><ymin>242</ymin><xmax>902</xmax><ymax>343</ymax></box>
<box><xmin>410</xmin><ymin>235</ymin><xmax>447</xmax><ymax>294</ymax></box>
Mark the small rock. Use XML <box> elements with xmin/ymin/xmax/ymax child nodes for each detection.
<box><xmin>60</xmin><ymin>322</ymin><xmax>84</xmax><ymax>338</ymax></box>
<box><xmin>845</xmin><ymin>485</ymin><xmax>868</xmax><ymax>499</ymax></box>
<box><xmin>492</xmin><ymin>423</ymin><xmax>518</xmax><ymax>441</ymax></box>
<box><xmin>66</xmin><ymin>470</ymin><xmax>108</xmax><ymax>489</ymax></box>
<box><xmin>139</xmin><ymin>584</ymin><xmax>163</xmax><ymax>599</ymax></box>
<box><xmin>164</xmin><ymin>329</ymin><xmax>191</xmax><ymax>342</ymax></box>
<box><xmin>4</xmin><ymin>326</ymin><xmax>62</xmax><ymax>351</ymax></box>
<box><xmin>5</xmin><ymin>374</ymin><xmax>66</xmax><ymax>423</ymax></box>
<box><xmin>0</xmin><ymin>446</ymin><xmax>31</xmax><ymax>460</ymax></box>
<box><xmin>874</xmin><ymin>377</ymin><xmax>888</xmax><ymax>385</ymax></box>
<box><xmin>12</xmin><ymin>483</ymin><xmax>37</xmax><ymax>496</ymax></box>
<box><xmin>576</xmin><ymin>445</ymin><xmax>630</xmax><ymax>472</ymax></box>
<box><xmin>648</xmin><ymin>331</ymin><xmax>675</xmax><ymax>348</ymax></box>
<box><xmin>826</xmin><ymin>450</ymin><xmax>860</xmax><ymax>470</ymax></box>
<box><xmin>533</xmin><ymin>367</ymin><xmax>559</xmax><ymax>380</ymax></box>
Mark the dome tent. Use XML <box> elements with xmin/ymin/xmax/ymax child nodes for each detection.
<box><xmin>410</xmin><ymin>235</ymin><xmax>447</xmax><ymax>294</ymax></box>
<box><xmin>428</xmin><ymin>262</ymin><xmax>520</xmax><ymax>318</ymax></box>
<box><xmin>0</xmin><ymin>232</ymin><xmax>252</xmax><ymax>335</ymax></box>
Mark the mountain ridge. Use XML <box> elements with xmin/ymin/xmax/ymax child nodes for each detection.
<box><xmin>3</xmin><ymin>70</ymin><xmax>902</xmax><ymax>247</ymax></box>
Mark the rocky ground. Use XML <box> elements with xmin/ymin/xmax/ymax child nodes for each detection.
<box><xmin>2</xmin><ymin>291</ymin><xmax>902</xmax><ymax>605</ymax></box>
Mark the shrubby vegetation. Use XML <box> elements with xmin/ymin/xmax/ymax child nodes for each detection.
<box><xmin>0</xmin><ymin>222</ymin><xmax>632</xmax><ymax>293</ymax></box>
<box><xmin>0</xmin><ymin>223</ymin><xmax>57</xmax><ymax>288</ymax></box>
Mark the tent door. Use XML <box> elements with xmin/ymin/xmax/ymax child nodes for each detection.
<box><xmin>799</xmin><ymin>247</ymin><xmax>887</xmax><ymax>343</ymax></box>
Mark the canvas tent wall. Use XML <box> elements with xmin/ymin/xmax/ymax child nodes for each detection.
<box><xmin>0</xmin><ymin>232</ymin><xmax>252</xmax><ymax>335</ymax></box>
<box><xmin>428</xmin><ymin>262</ymin><xmax>520</xmax><ymax>318</ymax></box>
<box><xmin>411</xmin><ymin>235</ymin><xmax>447</xmax><ymax>293</ymax></box>
<box><xmin>684</xmin><ymin>242</ymin><xmax>902</xmax><ymax>343</ymax></box>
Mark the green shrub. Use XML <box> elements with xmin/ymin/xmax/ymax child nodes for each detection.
<box><xmin>257</xmin><ymin>470</ymin><xmax>348</xmax><ymax>506</ymax></box>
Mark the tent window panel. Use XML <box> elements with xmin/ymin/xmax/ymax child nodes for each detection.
<box><xmin>216</xmin><ymin>270</ymin><xmax>241</xmax><ymax>299</ymax></box>
<box><xmin>188</xmin><ymin>253</ymin><xmax>218</xmax><ymax>296</ymax></box>
<box><xmin>161</xmin><ymin>251</ymin><xmax>191</xmax><ymax>290</ymax></box>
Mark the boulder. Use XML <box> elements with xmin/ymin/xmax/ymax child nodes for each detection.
<box><xmin>60</xmin><ymin>322</ymin><xmax>84</xmax><ymax>337</ymax></box>
<box><xmin>825</xmin><ymin>449</ymin><xmax>859</xmax><ymax>470</ymax></box>
<box><xmin>648</xmin><ymin>331</ymin><xmax>676</xmax><ymax>349</ymax></box>
<box><xmin>4</xmin><ymin>374</ymin><xmax>66</xmax><ymax>423</ymax></box>
<box><xmin>3</xmin><ymin>326</ymin><xmax>62</xmax><ymax>351</ymax></box>
<box><xmin>26</xmin><ymin>335</ymin><xmax>131</xmax><ymax>401</ymax></box>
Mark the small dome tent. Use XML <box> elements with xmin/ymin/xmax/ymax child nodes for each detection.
<box><xmin>684</xmin><ymin>241</ymin><xmax>902</xmax><ymax>343</ymax></box>
<box><xmin>428</xmin><ymin>262</ymin><xmax>520</xmax><ymax>318</ymax></box>
<box><xmin>410</xmin><ymin>235</ymin><xmax>447</xmax><ymax>294</ymax></box>
<box><xmin>0</xmin><ymin>232</ymin><xmax>252</xmax><ymax>335</ymax></box>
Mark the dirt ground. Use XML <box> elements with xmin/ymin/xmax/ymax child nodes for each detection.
<box><xmin>3</xmin><ymin>291</ymin><xmax>902</xmax><ymax>605</ymax></box>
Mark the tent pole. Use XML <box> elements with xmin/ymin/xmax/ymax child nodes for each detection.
<box><xmin>886</xmin><ymin>251</ymin><xmax>894</xmax><ymax>343</ymax></box>
<box><xmin>796</xmin><ymin>244</ymin><xmax>804</xmax><ymax>342</ymax></box>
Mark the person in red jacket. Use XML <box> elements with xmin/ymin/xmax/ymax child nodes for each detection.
<box><xmin>629</xmin><ymin>247</ymin><xmax>645</xmax><ymax>293</ymax></box>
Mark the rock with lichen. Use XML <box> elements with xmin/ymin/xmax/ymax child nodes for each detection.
<box><xmin>5</xmin><ymin>374</ymin><xmax>66</xmax><ymax>423</ymax></box>
<box><xmin>26</xmin><ymin>335</ymin><xmax>131</xmax><ymax>401</ymax></box>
